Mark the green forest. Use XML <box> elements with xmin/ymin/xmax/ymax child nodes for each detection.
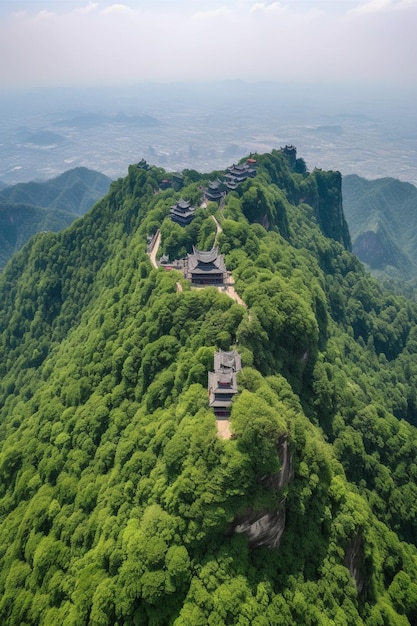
<box><xmin>0</xmin><ymin>167</ymin><xmax>112</xmax><ymax>271</ymax></box>
<box><xmin>342</xmin><ymin>174</ymin><xmax>417</xmax><ymax>297</ymax></box>
<box><xmin>0</xmin><ymin>149</ymin><xmax>417</xmax><ymax>625</ymax></box>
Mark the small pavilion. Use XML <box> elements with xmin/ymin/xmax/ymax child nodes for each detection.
<box><xmin>209</xmin><ymin>349</ymin><xmax>242</xmax><ymax>418</ymax></box>
<box><xmin>137</xmin><ymin>158</ymin><xmax>150</xmax><ymax>170</ymax></box>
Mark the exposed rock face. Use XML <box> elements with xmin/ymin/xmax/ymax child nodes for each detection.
<box><xmin>276</xmin><ymin>434</ymin><xmax>293</xmax><ymax>490</ymax></box>
<box><xmin>233</xmin><ymin>509</ymin><xmax>286</xmax><ymax>549</ymax></box>
<box><xmin>312</xmin><ymin>169</ymin><xmax>352</xmax><ymax>251</ymax></box>
<box><xmin>344</xmin><ymin>530</ymin><xmax>366</xmax><ymax>594</ymax></box>
<box><xmin>353</xmin><ymin>224</ymin><xmax>412</xmax><ymax>275</ymax></box>
<box><xmin>230</xmin><ymin>434</ymin><xmax>293</xmax><ymax>549</ymax></box>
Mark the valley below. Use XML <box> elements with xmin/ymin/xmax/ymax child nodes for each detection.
<box><xmin>1</xmin><ymin>82</ymin><xmax>416</xmax><ymax>186</ymax></box>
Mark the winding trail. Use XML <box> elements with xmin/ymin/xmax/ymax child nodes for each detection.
<box><xmin>148</xmin><ymin>229</ymin><xmax>161</xmax><ymax>269</ymax></box>
<box><xmin>222</xmin><ymin>274</ymin><xmax>247</xmax><ymax>308</ymax></box>
<box><xmin>146</xmin><ymin>224</ymin><xmax>246</xmax><ymax>440</ymax></box>
<box><xmin>211</xmin><ymin>214</ymin><xmax>222</xmax><ymax>245</ymax></box>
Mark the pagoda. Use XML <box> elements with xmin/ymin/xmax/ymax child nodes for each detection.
<box><xmin>224</xmin><ymin>160</ymin><xmax>257</xmax><ymax>191</ymax></box>
<box><xmin>137</xmin><ymin>158</ymin><xmax>150</xmax><ymax>170</ymax></box>
<box><xmin>169</xmin><ymin>199</ymin><xmax>196</xmax><ymax>226</ymax></box>
<box><xmin>205</xmin><ymin>179</ymin><xmax>225</xmax><ymax>203</ymax></box>
<box><xmin>282</xmin><ymin>145</ymin><xmax>297</xmax><ymax>168</ymax></box>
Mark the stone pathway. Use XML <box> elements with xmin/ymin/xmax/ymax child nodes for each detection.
<box><xmin>146</xmin><ymin>224</ymin><xmax>245</xmax><ymax>441</ymax></box>
<box><xmin>221</xmin><ymin>274</ymin><xmax>247</xmax><ymax>308</ymax></box>
<box><xmin>148</xmin><ymin>229</ymin><xmax>161</xmax><ymax>269</ymax></box>
<box><xmin>211</xmin><ymin>214</ymin><xmax>222</xmax><ymax>245</ymax></box>
<box><xmin>216</xmin><ymin>419</ymin><xmax>232</xmax><ymax>440</ymax></box>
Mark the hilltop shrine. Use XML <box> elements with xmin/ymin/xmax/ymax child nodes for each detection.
<box><xmin>137</xmin><ymin>158</ymin><xmax>150</xmax><ymax>170</ymax></box>
<box><xmin>209</xmin><ymin>349</ymin><xmax>242</xmax><ymax>418</ymax></box>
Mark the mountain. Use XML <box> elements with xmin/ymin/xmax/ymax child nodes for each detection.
<box><xmin>343</xmin><ymin>174</ymin><xmax>417</xmax><ymax>290</ymax></box>
<box><xmin>0</xmin><ymin>167</ymin><xmax>112</xmax><ymax>215</ymax></box>
<box><xmin>17</xmin><ymin>129</ymin><xmax>67</xmax><ymax>146</ymax></box>
<box><xmin>0</xmin><ymin>167</ymin><xmax>112</xmax><ymax>271</ymax></box>
<box><xmin>0</xmin><ymin>150</ymin><xmax>417</xmax><ymax>625</ymax></box>
<box><xmin>0</xmin><ymin>203</ymin><xmax>76</xmax><ymax>271</ymax></box>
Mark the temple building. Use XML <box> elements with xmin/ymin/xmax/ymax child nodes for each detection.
<box><xmin>137</xmin><ymin>158</ymin><xmax>150</xmax><ymax>170</ymax></box>
<box><xmin>185</xmin><ymin>246</ymin><xmax>227</xmax><ymax>285</ymax></box>
<box><xmin>282</xmin><ymin>145</ymin><xmax>297</xmax><ymax>168</ymax></box>
<box><xmin>159</xmin><ymin>178</ymin><xmax>172</xmax><ymax>191</ymax></box>
<box><xmin>224</xmin><ymin>160</ymin><xmax>257</xmax><ymax>191</ymax></box>
<box><xmin>214</xmin><ymin>349</ymin><xmax>242</xmax><ymax>373</ymax></box>
<box><xmin>205</xmin><ymin>179</ymin><xmax>225</xmax><ymax>203</ymax></box>
<box><xmin>208</xmin><ymin>349</ymin><xmax>242</xmax><ymax>418</ymax></box>
<box><xmin>169</xmin><ymin>199</ymin><xmax>196</xmax><ymax>226</ymax></box>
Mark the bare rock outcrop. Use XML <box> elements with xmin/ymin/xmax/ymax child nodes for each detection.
<box><xmin>344</xmin><ymin>530</ymin><xmax>366</xmax><ymax>594</ymax></box>
<box><xmin>229</xmin><ymin>434</ymin><xmax>293</xmax><ymax>549</ymax></box>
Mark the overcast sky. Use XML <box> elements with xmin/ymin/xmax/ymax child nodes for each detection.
<box><xmin>0</xmin><ymin>0</ymin><xmax>416</xmax><ymax>89</ymax></box>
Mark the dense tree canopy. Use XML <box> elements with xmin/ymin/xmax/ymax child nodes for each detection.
<box><xmin>0</xmin><ymin>150</ymin><xmax>417</xmax><ymax>624</ymax></box>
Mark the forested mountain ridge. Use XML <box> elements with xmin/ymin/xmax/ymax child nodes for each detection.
<box><xmin>0</xmin><ymin>168</ymin><xmax>112</xmax><ymax>271</ymax></box>
<box><xmin>343</xmin><ymin>174</ymin><xmax>417</xmax><ymax>295</ymax></box>
<box><xmin>0</xmin><ymin>167</ymin><xmax>112</xmax><ymax>214</ymax></box>
<box><xmin>0</xmin><ymin>203</ymin><xmax>76</xmax><ymax>272</ymax></box>
<box><xmin>0</xmin><ymin>149</ymin><xmax>417</xmax><ymax>625</ymax></box>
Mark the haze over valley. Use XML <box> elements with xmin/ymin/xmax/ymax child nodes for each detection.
<box><xmin>1</xmin><ymin>82</ymin><xmax>416</xmax><ymax>187</ymax></box>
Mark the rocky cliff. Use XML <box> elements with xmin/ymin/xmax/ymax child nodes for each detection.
<box><xmin>230</xmin><ymin>435</ymin><xmax>293</xmax><ymax>549</ymax></box>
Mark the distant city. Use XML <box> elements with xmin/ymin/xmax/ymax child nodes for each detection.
<box><xmin>1</xmin><ymin>82</ymin><xmax>416</xmax><ymax>186</ymax></box>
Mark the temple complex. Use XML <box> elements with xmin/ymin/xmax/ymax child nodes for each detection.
<box><xmin>185</xmin><ymin>246</ymin><xmax>227</xmax><ymax>285</ymax></box>
<box><xmin>209</xmin><ymin>349</ymin><xmax>242</xmax><ymax>418</ymax></box>
<box><xmin>169</xmin><ymin>199</ymin><xmax>196</xmax><ymax>226</ymax></box>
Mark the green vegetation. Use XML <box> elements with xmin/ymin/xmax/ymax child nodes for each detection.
<box><xmin>343</xmin><ymin>174</ymin><xmax>417</xmax><ymax>297</ymax></box>
<box><xmin>0</xmin><ymin>167</ymin><xmax>112</xmax><ymax>271</ymax></box>
<box><xmin>0</xmin><ymin>151</ymin><xmax>417</xmax><ymax>624</ymax></box>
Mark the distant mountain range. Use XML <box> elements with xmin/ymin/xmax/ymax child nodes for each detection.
<box><xmin>342</xmin><ymin>174</ymin><xmax>417</xmax><ymax>291</ymax></box>
<box><xmin>0</xmin><ymin>167</ymin><xmax>112</xmax><ymax>271</ymax></box>
<box><xmin>3</xmin><ymin>164</ymin><xmax>417</xmax><ymax>293</ymax></box>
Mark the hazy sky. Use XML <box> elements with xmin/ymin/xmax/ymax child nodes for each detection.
<box><xmin>0</xmin><ymin>0</ymin><xmax>416</xmax><ymax>89</ymax></box>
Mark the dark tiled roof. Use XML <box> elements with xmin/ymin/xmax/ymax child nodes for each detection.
<box><xmin>188</xmin><ymin>246</ymin><xmax>223</xmax><ymax>268</ymax></box>
<box><xmin>214</xmin><ymin>349</ymin><xmax>242</xmax><ymax>372</ymax></box>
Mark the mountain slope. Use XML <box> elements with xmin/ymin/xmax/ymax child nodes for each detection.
<box><xmin>343</xmin><ymin>174</ymin><xmax>417</xmax><ymax>286</ymax></box>
<box><xmin>0</xmin><ymin>168</ymin><xmax>112</xmax><ymax>271</ymax></box>
<box><xmin>0</xmin><ymin>167</ymin><xmax>112</xmax><ymax>215</ymax></box>
<box><xmin>0</xmin><ymin>202</ymin><xmax>76</xmax><ymax>271</ymax></box>
<box><xmin>0</xmin><ymin>151</ymin><xmax>416</xmax><ymax>625</ymax></box>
